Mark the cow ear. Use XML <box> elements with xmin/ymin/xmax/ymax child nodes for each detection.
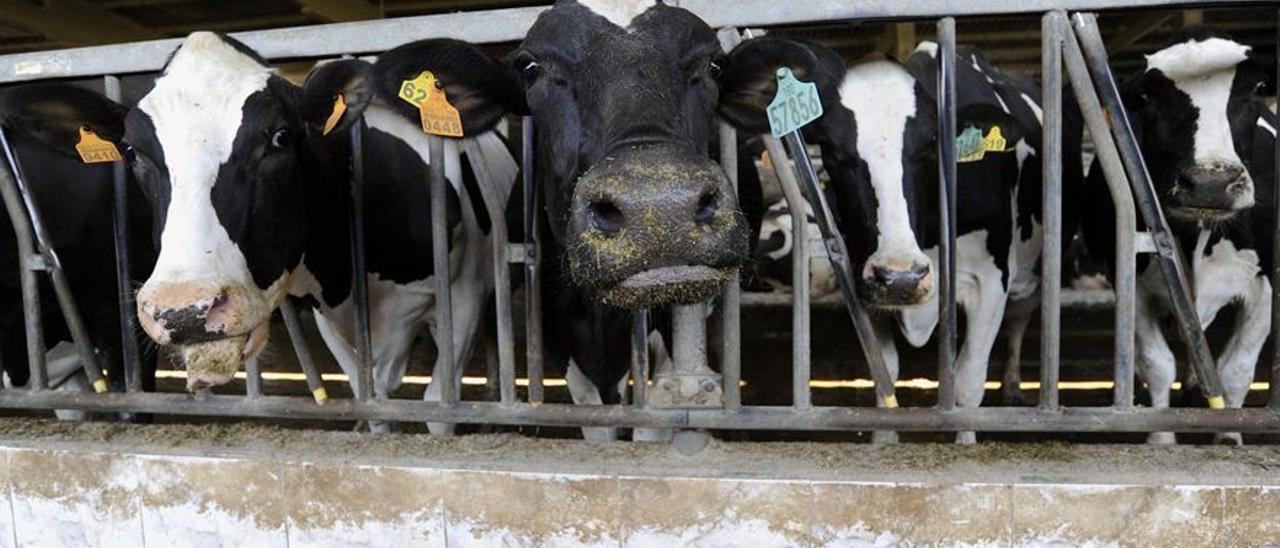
<box><xmin>301</xmin><ymin>59</ymin><xmax>375</xmax><ymax>137</ymax></box>
<box><xmin>0</xmin><ymin>84</ymin><xmax>127</xmax><ymax>153</ymax></box>
<box><xmin>371</xmin><ymin>38</ymin><xmax>525</xmax><ymax>135</ymax></box>
<box><xmin>957</xmin><ymin>103</ymin><xmax>1025</xmax><ymax>152</ymax></box>
<box><xmin>718</xmin><ymin>37</ymin><xmax>847</xmax><ymax>134</ymax></box>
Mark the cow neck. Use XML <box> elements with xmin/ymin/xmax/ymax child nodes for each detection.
<box><xmin>294</xmin><ymin>130</ymin><xmax>356</xmax><ymax>309</ymax></box>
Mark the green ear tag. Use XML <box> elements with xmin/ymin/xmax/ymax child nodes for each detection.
<box><xmin>768</xmin><ymin>67</ymin><xmax>823</xmax><ymax>138</ymax></box>
<box><xmin>956</xmin><ymin>126</ymin><xmax>985</xmax><ymax>163</ymax></box>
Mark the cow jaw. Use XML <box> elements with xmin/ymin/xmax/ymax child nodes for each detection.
<box><xmin>181</xmin><ymin>321</ymin><xmax>270</xmax><ymax>391</ymax></box>
<box><xmin>600</xmin><ymin>265</ymin><xmax>731</xmax><ymax>308</ymax></box>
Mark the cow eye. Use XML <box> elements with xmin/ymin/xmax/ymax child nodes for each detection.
<box><xmin>709</xmin><ymin>59</ymin><xmax>724</xmax><ymax>78</ymax></box>
<box><xmin>122</xmin><ymin>144</ymin><xmax>137</xmax><ymax>164</ymax></box>
<box><xmin>270</xmin><ymin>128</ymin><xmax>291</xmax><ymax>149</ymax></box>
<box><xmin>517</xmin><ymin>56</ymin><xmax>541</xmax><ymax>84</ymax></box>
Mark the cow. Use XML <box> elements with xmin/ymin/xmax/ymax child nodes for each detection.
<box><xmin>1080</xmin><ymin>27</ymin><xmax>1274</xmax><ymax>445</ymax></box>
<box><xmin>754</xmin><ymin>198</ymin><xmax>838</xmax><ymax>297</ymax></box>
<box><xmin>0</xmin><ymin>83</ymin><xmax>157</xmax><ymax>408</ymax></box>
<box><xmin>721</xmin><ymin>38</ymin><xmax>1084</xmax><ymax>443</ymax></box>
<box><xmin>125</xmin><ymin>31</ymin><xmax>516</xmax><ymax>434</ymax></box>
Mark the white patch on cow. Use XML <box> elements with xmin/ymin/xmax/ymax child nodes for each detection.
<box><xmin>1191</xmin><ymin>231</ymin><xmax>1261</xmax><ymax>327</ymax></box>
<box><xmin>839</xmin><ymin>61</ymin><xmax>928</xmax><ymax>268</ymax></box>
<box><xmin>1009</xmin><ymin>140</ymin><xmax>1042</xmax><ymax>302</ymax></box>
<box><xmin>1145</xmin><ymin>37</ymin><xmax>1251</xmax><ymax>81</ymax></box>
<box><xmin>140</xmin><ymin>32</ymin><xmax>272</xmax><ymax>293</ymax></box>
<box><xmin>914</xmin><ymin>41</ymin><xmax>938</xmax><ymax>58</ymax></box>
<box><xmin>1020</xmin><ymin>92</ymin><xmax>1044</xmax><ymax>123</ymax></box>
<box><xmin>578</xmin><ymin>0</ymin><xmax>656</xmax><ymax>29</ymax></box>
<box><xmin>1258</xmin><ymin>116</ymin><xmax>1277</xmax><ymax>137</ymax></box>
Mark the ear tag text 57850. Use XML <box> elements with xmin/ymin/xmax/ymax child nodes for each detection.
<box><xmin>768</xmin><ymin>67</ymin><xmax>823</xmax><ymax>138</ymax></box>
<box><xmin>419</xmin><ymin>79</ymin><xmax>464</xmax><ymax>138</ymax></box>
<box><xmin>75</xmin><ymin>126</ymin><xmax>121</xmax><ymax>164</ymax></box>
<box><xmin>322</xmin><ymin>92</ymin><xmax>346</xmax><ymax>136</ymax></box>
<box><xmin>398</xmin><ymin>71</ymin><xmax>435</xmax><ymax>108</ymax></box>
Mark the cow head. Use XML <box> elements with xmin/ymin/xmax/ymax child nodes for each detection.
<box><xmin>378</xmin><ymin>0</ymin><xmax>777</xmax><ymax>308</ymax></box>
<box><xmin>1128</xmin><ymin>27</ymin><xmax>1267</xmax><ymax>223</ymax></box>
<box><xmin>126</xmin><ymin>32</ymin><xmax>309</xmax><ymax>389</ymax></box>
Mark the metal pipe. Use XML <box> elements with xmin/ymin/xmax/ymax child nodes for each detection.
<box><xmin>279</xmin><ymin>299</ymin><xmax>327</xmax><ymax>404</ymax></box>
<box><xmin>347</xmin><ymin>122</ymin><xmax>375</xmax><ymax>402</ymax></box>
<box><xmin>717</xmin><ymin>121</ymin><xmax>742</xmax><ymax>412</ymax></box>
<box><xmin>936</xmin><ymin>17</ymin><xmax>959</xmax><ymax>411</ymax></box>
<box><xmin>522</xmin><ymin>117</ymin><xmax>544</xmax><ymax>404</ymax></box>
<box><xmin>104</xmin><ymin>75</ymin><xmax>142</xmax><ymax>394</ymax></box>
<box><xmin>630</xmin><ymin>308</ymin><xmax>648</xmax><ymax>407</ymax></box>
<box><xmin>762</xmin><ymin>137</ymin><xmax>811</xmax><ymax>410</ymax></box>
<box><xmin>1039</xmin><ymin>11</ymin><xmax>1065</xmax><ymax>410</ymax></box>
<box><xmin>1271</xmin><ymin>8</ymin><xmax>1280</xmax><ymax>410</ymax></box>
<box><xmin>1072</xmin><ymin>12</ymin><xmax>1225</xmax><ymax>407</ymax></box>
<box><xmin>245</xmin><ymin>358</ymin><xmax>263</xmax><ymax>398</ymax></box>
<box><xmin>428</xmin><ymin>135</ymin><xmax>456</xmax><ymax>407</ymax></box>
<box><xmin>1061</xmin><ymin>18</ymin><xmax>1137</xmax><ymax>408</ymax></box>
<box><xmin>0</xmin><ymin>127</ymin><xmax>45</xmax><ymax>390</ymax></box>
<box><xmin>463</xmin><ymin>142</ymin><xmax>516</xmax><ymax>405</ymax></box>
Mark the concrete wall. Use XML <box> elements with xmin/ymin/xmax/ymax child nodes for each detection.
<box><xmin>0</xmin><ymin>420</ymin><xmax>1277</xmax><ymax>547</ymax></box>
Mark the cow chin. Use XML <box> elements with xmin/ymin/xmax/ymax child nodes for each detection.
<box><xmin>858</xmin><ymin>279</ymin><xmax>936</xmax><ymax>309</ymax></box>
<box><xmin>179</xmin><ymin>321</ymin><xmax>270</xmax><ymax>392</ymax></box>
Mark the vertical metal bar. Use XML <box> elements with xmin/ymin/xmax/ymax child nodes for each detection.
<box><xmin>717</xmin><ymin>121</ymin><xmax>741</xmax><ymax>411</ymax></box>
<box><xmin>630</xmin><ymin>309</ymin><xmax>648</xmax><ymax>407</ymax></box>
<box><xmin>1061</xmin><ymin>19</ymin><xmax>1136</xmax><ymax>408</ymax></box>
<box><xmin>0</xmin><ymin>128</ymin><xmax>45</xmax><ymax>391</ymax></box>
<box><xmin>462</xmin><ymin>141</ymin><xmax>516</xmax><ymax>405</ymax></box>
<box><xmin>762</xmin><ymin>137</ymin><xmax>811</xmax><ymax>410</ymax></box>
<box><xmin>104</xmin><ymin>76</ymin><xmax>142</xmax><ymax>394</ymax></box>
<box><xmin>936</xmin><ymin>17</ymin><xmax>959</xmax><ymax>411</ymax></box>
<box><xmin>279</xmin><ymin>299</ymin><xmax>327</xmax><ymax>404</ymax></box>
<box><xmin>522</xmin><ymin>117</ymin><xmax>544</xmax><ymax>404</ymax></box>
<box><xmin>1039</xmin><ymin>11</ymin><xmax>1064</xmax><ymax>410</ymax></box>
<box><xmin>1072</xmin><ymin>12</ymin><xmax>1224</xmax><ymax>407</ymax></box>
<box><xmin>0</xmin><ymin>127</ymin><xmax>105</xmax><ymax>392</ymax></box>
<box><xmin>428</xmin><ymin>134</ymin><xmax>456</xmax><ymax>406</ymax></box>
<box><xmin>245</xmin><ymin>358</ymin><xmax>263</xmax><ymax>398</ymax></box>
<box><xmin>348</xmin><ymin>122</ymin><xmax>374</xmax><ymax>401</ymax></box>
<box><xmin>1271</xmin><ymin>8</ymin><xmax>1280</xmax><ymax>410</ymax></box>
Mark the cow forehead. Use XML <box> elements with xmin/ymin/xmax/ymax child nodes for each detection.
<box><xmin>1145</xmin><ymin>37</ymin><xmax>1250</xmax><ymax>82</ymax></box>
<box><xmin>577</xmin><ymin>0</ymin><xmax>656</xmax><ymax>28</ymax></box>
<box><xmin>841</xmin><ymin>61</ymin><xmax>919</xmax><ymax>148</ymax></box>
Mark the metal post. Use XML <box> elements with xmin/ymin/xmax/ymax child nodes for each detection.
<box><xmin>716</xmin><ymin>29</ymin><xmax>744</xmax><ymax>412</ymax></box>
<box><xmin>103</xmin><ymin>75</ymin><xmax>142</xmax><ymax>394</ymax></box>
<box><xmin>428</xmin><ymin>134</ymin><xmax>456</xmax><ymax>407</ymax></box>
<box><xmin>522</xmin><ymin>117</ymin><xmax>544</xmax><ymax>404</ymax></box>
<box><xmin>1061</xmin><ymin>18</ymin><xmax>1137</xmax><ymax>408</ymax></box>
<box><xmin>347</xmin><ymin>122</ymin><xmax>374</xmax><ymax>401</ymax></box>
<box><xmin>1071</xmin><ymin>12</ymin><xmax>1224</xmax><ymax>407</ymax></box>
<box><xmin>463</xmin><ymin>142</ymin><xmax>517</xmax><ymax>405</ymax></box>
<box><xmin>0</xmin><ymin>129</ymin><xmax>45</xmax><ymax>390</ymax></box>
<box><xmin>279</xmin><ymin>299</ymin><xmax>327</xmax><ymax>404</ymax></box>
<box><xmin>1271</xmin><ymin>8</ymin><xmax>1280</xmax><ymax>410</ymax></box>
<box><xmin>649</xmin><ymin>303</ymin><xmax>721</xmax><ymax>408</ymax></box>
<box><xmin>630</xmin><ymin>309</ymin><xmax>648</xmax><ymax>407</ymax></box>
<box><xmin>936</xmin><ymin>17</ymin><xmax>959</xmax><ymax>411</ymax></box>
<box><xmin>762</xmin><ymin>137</ymin><xmax>811</xmax><ymax>410</ymax></box>
<box><xmin>1039</xmin><ymin>12</ymin><xmax>1065</xmax><ymax>410</ymax></box>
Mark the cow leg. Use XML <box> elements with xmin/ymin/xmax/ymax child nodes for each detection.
<box><xmin>566</xmin><ymin>359</ymin><xmax>617</xmax><ymax>442</ymax></box>
<box><xmin>1135</xmin><ymin>292</ymin><xmax>1177</xmax><ymax>445</ymax></box>
<box><xmin>46</xmin><ymin>342</ymin><xmax>89</xmax><ymax>422</ymax></box>
<box><xmin>1212</xmin><ymin>278</ymin><xmax>1271</xmax><ymax>446</ymax></box>
<box><xmin>424</xmin><ymin>240</ymin><xmax>493</xmax><ymax>436</ymax></box>
<box><xmin>870</xmin><ymin>317</ymin><xmax>901</xmax><ymax>445</ymax></box>
<box><xmin>999</xmin><ymin>294</ymin><xmax>1038</xmax><ymax>405</ymax></box>
<box><xmin>952</xmin><ymin>276</ymin><xmax>1011</xmax><ymax>445</ymax></box>
<box><xmin>314</xmin><ymin>311</ymin><xmax>394</xmax><ymax>434</ymax></box>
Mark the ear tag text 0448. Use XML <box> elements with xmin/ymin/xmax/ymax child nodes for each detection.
<box><xmin>419</xmin><ymin>79</ymin><xmax>464</xmax><ymax>138</ymax></box>
<box><xmin>398</xmin><ymin>71</ymin><xmax>435</xmax><ymax>108</ymax></box>
<box><xmin>768</xmin><ymin>67</ymin><xmax>823</xmax><ymax>138</ymax></box>
<box><xmin>322</xmin><ymin>92</ymin><xmax>347</xmax><ymax>136</ymax></box>
<box><xmin>75</xmin><ymin>126</ymin><xmax>121</xmax><ymax>164</ymax></box>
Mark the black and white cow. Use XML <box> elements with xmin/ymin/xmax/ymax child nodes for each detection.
<box><xmin>126</xmin><ymin>32</ymin><xmax>516</xmax><ymax>433</ymax></box>
<box><xmin>755</xmin><ymin>198</ymin><xmax>837</xmax><ymax>297</ymax></box>
<box><xmin>1081</xmin><ymin>27</ymin><xmax>1274</xmax><ymax>445</ymax></box>
<box><xmin>0</xmin><ymin>84</ymin><xmax>157</xmax><ymax>403</ymax></box>
<box><xmin>722</xmin><ymin>38</ymin><xmax>1084</xmax><ymax>443</ymax></box>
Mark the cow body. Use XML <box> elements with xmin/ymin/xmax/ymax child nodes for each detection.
<box><xmin>1081</xmin><ymin>28</ymin><xmax>1273</xmax><ymax>444</ymax></box>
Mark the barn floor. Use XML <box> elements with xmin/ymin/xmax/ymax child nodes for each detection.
<box><xmin>0</xmin><ymin>418</ymin><xmax>1276</xmax><ymax>546</ymax></box>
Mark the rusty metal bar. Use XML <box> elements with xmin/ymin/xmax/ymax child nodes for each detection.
<box><xmin>521</xmin><ymin>117</ymin><xmax>544</xmax><ymax>404</ymax></box>
<box><xmin>1040</xmin><ymin>11</ymin><xmax>1065</xmax><ymax>410</ymax></box>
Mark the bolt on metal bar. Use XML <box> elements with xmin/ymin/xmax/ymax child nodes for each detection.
<box><xmin>103</xmin><ymin>75</ymin><xmax>143</xmax><ymax>394</ymax></box>
<box><xmin>936</xmin><ymin>17</ymin><xmax>959</xmax><ymax>412</ymax></box>
<box><xmin>428</xmin><ymin>134</ymin><xmax>456</xmax><ymax>408</ymax></box>
<box><xmin>631</xmin><ymin>308</ymin><xmax>648</xmax><ymax>407</ymax></box>
<box><xmin>0</xmin><ymin>127</ymin><xmax>46</xmax><ymax>390</ymax></box>
<box><xmin>1273</xmin><ymin>8</ymin><xmax>1280</xmax><ymax>410</ymax></box>
<box><xmin>1039</xmin><ymin>11</ymin><xmax>1065</xmax><ymax>410</ymax></box>
<box><xmin>522</xmin><ymin>118</ymin><xmax>544</xmax><ymax>404</ymax></box>
<box><xmin>279</xmin><ymin>299</ymin><xmax>327</xmax><ymax>404</ymax></box>
<box><xmin>0</xmin><ymin>127</ymin><xmax>106</xmax><ymax>393</ymax></box>
<box><xmin>762</xmin><ymin>136</ymin><xmax>812</xmax><ymax>410</ymax></box>
<box><xmin>462</xmin><ymin>141</ymin><xmax>517</xmax><ymax>405</ymax></box>
<box><xmin>347</xmin><ymin>122</ymin><xmax>375</xmax><ymax>402</ymax></box>
<box><xmin>1071</xmin><ymin>12</ymin><xmax>1225</xmax><ymax>407</ymax></box>
<box><xmin>1061</xmin><ymin>17</ymin><xmax>1137</xmax><ymax>408</ymax></box>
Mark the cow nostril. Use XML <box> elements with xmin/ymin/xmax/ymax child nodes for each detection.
<box><xmin>694</xmin><ymin>192</ymin><xmax>718</xmax><ymax>224</ymax></box>
<box><xmin>910</xmin><ymin>263</ymin><xmax>930</xmax><ymax>279</ymax></box>
<box><xmin>588</xmin><ymin>200</ymin><xmax>625</xmax><ymax>235</ymax></box>
<box><xmin>871</xmin><ymin>265</ymin><xmax>893</xmax><ymax>285</ymax></box>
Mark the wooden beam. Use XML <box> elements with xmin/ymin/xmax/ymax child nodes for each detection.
<box><xmin>292</xmin><ymin>0</ymin><xmax>380</xmax><ymax>22</ymax></box>
<box><xmin>1105</xmin><ymin>12</ymin><xmax>1175</xmax><ymax>54</ymax></box>
<box><xmin>0</xmin><ymin>0</ymin><xmax>160</xmax><ymax>45</ymax></box>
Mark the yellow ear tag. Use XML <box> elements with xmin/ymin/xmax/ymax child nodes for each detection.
<box><xmin>419</xmin><ymin>81</ymin><xmax>464</xmax><ymax>138</ymax></box>
<box><xmin>398</xmin><ymin>71</ymin><xmax>435</xmax><ymax>108</ymax></box>
<box><xmin>761</xmin><ymin>150</ymin><xmax>773</xmax><ymax>170</ymax></box>
<box><xmin>75</xmin><ymin>126</ymin><xmax>121</xmax><ymax>164</ymax></box>
<box><xmin>982</xmin><ymin>126</ymin><xmax>1008</xmax><ymax>153</ymax></box>
<box><xmin>322</xmin><ymin>93</ymin><xmax>346</xmax><ymax>136</ymax></box>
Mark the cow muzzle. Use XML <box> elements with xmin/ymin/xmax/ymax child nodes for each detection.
<box><xmin>860</xmin><ymin>258</ymin><xmax>934</xmax><ymax>307</ymax></box>
<box><xmin>565</xmin><ymin>146</ymin><xmax>749</xmax><ymax>308</ymax></box>
<box><xmin>1168</xmin><ymin>161</ymin><xmax>1254</xmax><ymax>221</ymax></box>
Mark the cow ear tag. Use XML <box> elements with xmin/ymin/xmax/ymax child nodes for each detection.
<box><xmin>768</xmin><ymin>67</ymin><xmax>823</xmax><ymax>138</ymax></box>
<box><xmin>75</xmin><ymin>126</ymin><xmax>122</xmax><ymax>164</ymax></box>
<box><xmin>322</xmin><ymin>93</ymin><xmax>346</xmax><ymax>136</ymax></box>
<box><xmin>398</xmin><ymin>71</ymin><xmax>435</xmax><ymax>108</ymax></box>
<box><xmin>760</xmin><ymin>150</ymin><xmax>773</xmax><ymax>170</ymax></box>
<box><xmin>981</xmin><ymin>126</ymin><xmax>1008</xmax><ymax>153</ymax></box>
<box><xmin>419</xmin><ymin>76</ymin><xmax>464</xmax><ymax>138</ymax></box>
<box><xmin>955</xmin><ymin>126</ymin><xmax>985</xmax><ymax>163</ymax></box>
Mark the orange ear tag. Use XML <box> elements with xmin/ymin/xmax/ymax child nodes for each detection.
<box><xmin>322</xmin><ymin>93</ymin><xmax>346</xmax><ymax>136</ymax></box>
<box><xmin>419</xmin><ymin>84</ymin><xmax>464</xmax><ymax>138</ymax></box>
<box><xmin>760</xmin><ymin>150</ymin><xmax>773</xmax><ymax>170</ymax></box>
<box><xmin>75</xmin><ymin>126</ymin><xmax>121</xmax><ymax>164</ymax></box>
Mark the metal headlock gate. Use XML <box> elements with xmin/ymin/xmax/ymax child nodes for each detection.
<box><xmin>1</xmin><ymin>0</ymin><xmax>1279</xmax><ymax>437</ymax></box>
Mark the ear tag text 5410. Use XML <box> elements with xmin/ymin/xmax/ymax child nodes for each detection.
<box><xmin>419</xmin><ymin>77</ymin><xmax>464</xmax><ymax>138</ymax></box>
<box><xmin>322</xmin><ymin>92</ymin><xmax>346</xmax><ymax>136</ymax></box>
<box><xmin>75</xmin><ymin>126</ymin><xmax>121</xmax><ymax>164</ymax></box>
<box><xmin>768</xmin><ymin>67</ymin><xmax>823</xmax><ymax>138</ymax></box>
<box><xmin>398</xmin><ymin>71</ymin><xmax>435</xmax><ymax>108</ymax></box>
<box><xmin>956</xmin><ymin>126</ymin><xmax>1011</xmax><ymax>163</ymax></box>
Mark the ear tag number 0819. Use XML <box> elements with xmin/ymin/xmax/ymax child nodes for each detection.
<box><xmin>768</xmin><ymin>67</ymin><xmax>823</xmax><ymax>138</ymax></box>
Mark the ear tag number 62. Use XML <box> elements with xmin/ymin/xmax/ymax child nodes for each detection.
<box><xmin>768</xmin><ymin>67</ymin><xmax>823</xmax><ymax>138</ymax></box>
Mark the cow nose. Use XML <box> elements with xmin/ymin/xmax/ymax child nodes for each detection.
<box><xmin>863</xmin><ymin>261</ymin><xmax>933</xmax><ymax>305</ymax></box>
<box><xmin>584</xmin><ymin>184</ymin><xmax>721</xmax><ymax>237</ymax></box>
<box><xmin>1180</xmin><ymin>162</ymin><xmax>1245</xmax><ymax>188</ymax></box>
<box><xmin>871</xmin><ymin>263</ymin><xmax>930</xmax><ymax>288</ymax></box>
<box><xmin>588</xmin><ymin>199</ymin><xmax>626</xmax><ymax>235</ymax></box>
<box><xmin>137</xmin><ymin>282</ymin><xmax>241</xmax><ymax>345</ymax></box>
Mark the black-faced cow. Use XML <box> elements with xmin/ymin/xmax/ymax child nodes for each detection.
<box><xmin>0</xmin><ymin>84</ymin><xmax>157</xmax><ymax>404</ymax></box>
<box><xmin>126</xmin><ymin>32</ymin><xmax>516</xmax><ymax>433</ymax></box>
<box><xmin>1080</xmin><ymin>27</ymin><xmax>1274</xmax><ymax>445</ymax></box>
<box><xmin>722</xmin><ymin>38</ymin><xmax>1084</xmax><ymax>443</ymax></box>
